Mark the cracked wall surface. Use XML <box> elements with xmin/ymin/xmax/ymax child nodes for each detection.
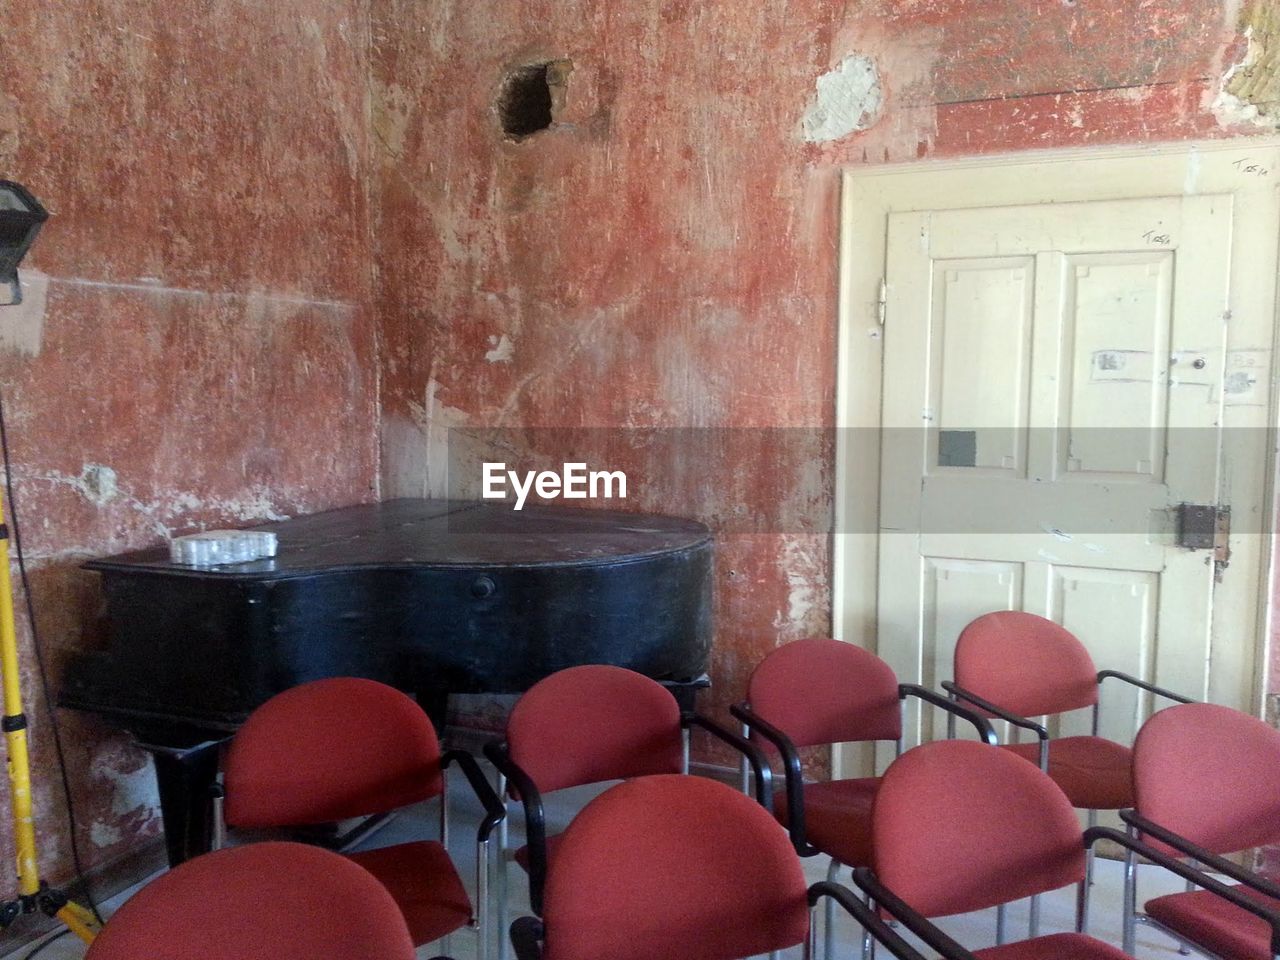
<box><xmin>1217</xmin><ymin>0</ymin><xmax>1280</xmax><ymax>126</ymax></box>
<box><xmin>0</xmin><ymin>0</ymin><xmax>379</xmax><ymax>905</ymax></box>
<box><xmin>1</xmin><ymin>0</ymin><xmax>1278</xmax><ymax>907</ymax></box>
<box><xmin>369</xmin><ymin>0</ymin><xmax>1270</xmax><ymax>770</ymax></box>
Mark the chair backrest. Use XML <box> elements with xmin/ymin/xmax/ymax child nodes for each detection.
<box><xmin>1134</xmin><ymin>701</ymin><xmax>1280</xmax><ymax>855</ymax></box>
<box><xmin>541</xmin><ymin>775</ymin><xmax>809</xmax><ymax>960</ymax></box>
<box><xmin>506</xmin><ymin>665</ymin><xmax>683</xmax><ymax>795</ymax></box>
<box><xmin>954</xmin><ymin>611</ymin><xmax>1098</xmax><ymax>717</ymax></box>
<box><xmin>872</xmin><ymin>740</ymin><xmax>1085</xmax><ymax>917</ymax></box>
<box><xmin>86</xmin><ymin>842</ymin><xmax>415</xmax><ymax>960</ymax></box>
<box><xmin>746</xmin><ymin>638</ymin><xmax>901</xmax><ymax>747</ymax></box>
<box><xmin>224</xmin><ymin>677</ymin><xmax>443</xmax><ymax>828</ymax></box>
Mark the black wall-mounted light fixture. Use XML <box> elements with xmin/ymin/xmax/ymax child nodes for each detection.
<box><xmin>0</xmin><ymin>181</ymin><xmax>48</xmax><ymax>307</ymax></box>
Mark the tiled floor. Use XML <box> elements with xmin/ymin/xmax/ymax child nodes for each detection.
<box><xmin>3</xmin><ymin>765</ymin><xmax>1200</xmax><ymax>960</ymax></box>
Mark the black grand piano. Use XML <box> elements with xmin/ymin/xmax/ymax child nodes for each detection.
<box><xmin>61</xmin><ymin>499</ymin><xmax>713</xmax><ymax>863</ymax></box>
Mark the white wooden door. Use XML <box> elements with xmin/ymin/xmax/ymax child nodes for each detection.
<box><xmin>877</xmin><ymin>194</ymin><xmax>1250</xmax><ymax>750</ymax></box>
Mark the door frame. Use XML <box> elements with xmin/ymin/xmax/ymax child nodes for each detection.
<box><xmin>833</xmin><ymin>139</ymin><xmax>1280</xmax><ymax>775</ymax></box>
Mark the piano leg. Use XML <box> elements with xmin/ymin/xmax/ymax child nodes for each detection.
<box><xmin>138</xmin><ymin>739</ymin><xmax>223</xmax><ymax>866</ymax></box>
<box><xmin>415</xmin><ymin>688</ymin><xmax>451</xmax><ymax>735</ymax></box>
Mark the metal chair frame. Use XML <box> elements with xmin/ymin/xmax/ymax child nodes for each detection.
<box><xmin>485</xmin><ymin>705</ymin><xmax>772</xmax><ymax>960</ymax></box>
<box><xmin>509</xmin><ymin>880</ymin><xmax>932</xmax><ymax>960</ymax></box>
<box><xmin>1118</xmin><ymin>808</ymin><xmax>1280</xmax><ymax>960</ymax></box>
<box><xmin>732</xmin><ymin>684</ymin><xmax>996</xmax><ymax>960</ymax></box>
<box><xmin>942</xmin><ymin>669</ymin><xmax>1193</xmax><ymax>943</ymax></box>
<box><xmin>215</xmin><ymin>720</ymin><xmax>504</xmax><ymax>960</ymax></box>
<box><xmin>850</xmin><ymin>826</ymin><xmax>1280</xmax><ymax>960</ymax></box>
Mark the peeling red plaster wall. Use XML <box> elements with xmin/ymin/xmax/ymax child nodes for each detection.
<box><xmin>0</xmin><ymin>0</ymin><xmax>1273</xmax><ymax>903</ymax></box>
<box><xmin>0</xmin><ymin>0</ymin><xmax>378</xmax><ymax>898</ymax></box>
<box><xmin>370</xmin><ymin>0</ymin><xmax>1265</xmax><ymax>766</ymax></box>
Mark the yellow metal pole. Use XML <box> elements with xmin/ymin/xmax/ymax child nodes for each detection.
<box><xmin>0</xmin><ymin>486</ymin><xmax>98</xmax><ymax>943</ymax></box>
<box><xmin>0</xmin><ymin>487</ymin><xmax>39</xmax><ymax>898</ymax></box>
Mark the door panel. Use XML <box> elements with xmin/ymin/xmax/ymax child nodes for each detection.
<box><xmin>879</xmin><ymin>193</ymin><xmax>1238</xmax><ymax>760</ymax></box>
<box><xmin>1060</xmin><ymin>253</ymin><xmax>1174</xmax><ymax>481</ymax></box>
<box><xmin>1053</xmin><ymin>566</ymin><xmax>1159</xmax><ymax>743</ymax></box>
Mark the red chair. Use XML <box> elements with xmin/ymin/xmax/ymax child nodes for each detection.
<box><xmin>85</xmin><ymin>842</ymin><xmax>415</xmax><ymax>960</ymax></box>
<box><xmin>509</xmin><ymin>774</ymin><xmax>927</xmax><ymax>960</ymax></box>
<box><xmin>222</xmin><ymin>678</ymin><xmax>505</xmax><ymax>960</ymax></box>
<box><xmin>484</xmin><ymin>664</ymin><xmax>772</xmax><ymax>947</ymax></box>
<box><xmin>943</xmin><ymin>611</ymin><xmax>1193</xmax><ymax>935</ymax></box>
<box><xmin>1120</xmin><ymin>702</ymin><xmax>1280</xmax><ymax>959</ymax></box>
<box><xmin>945</xmin><ymin>612</ymin><xmax>1193</xmax><ymax>807</ymax></box>
<box><xmin>851</xmin><ymin>740</ymin><xmax>1274</xmax><ymax>960</ymax></box>
<box><xmin>729</xmin><ymin>638</ymin><xmax>995</xmax><ymax>956</ymax></box>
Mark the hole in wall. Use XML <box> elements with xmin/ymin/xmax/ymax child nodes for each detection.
<box><xmin>498</xmin><ymin>60</ymin><xmax>570</xmax><ymax>140</ymax></box>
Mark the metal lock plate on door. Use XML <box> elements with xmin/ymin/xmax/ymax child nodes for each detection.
<box><xmin>1176</xmin><ymin>503</ymin><xmax>1231</xmax><ymax>578</ymax></box>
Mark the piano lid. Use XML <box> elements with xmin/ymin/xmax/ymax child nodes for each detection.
<box><xmin>83</xmin><ymin>499</ymin><xmax>713</xmax><ymax>579</ymax></box>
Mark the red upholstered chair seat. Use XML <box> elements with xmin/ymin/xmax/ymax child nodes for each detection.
<box><xmin>774</xmin><ymin>777</ymin><xmax>881</xmax><ymax>867</ymax></box>
<box><xmin>85</xmin><ymin>842</ymin><xmax>415</xmax><ymax>960</ymax></box>
<box><xmin>972</xmin><ymin>932</ymin><xmax>1131</xmax><ymax>960</ymax></box>
<box><xmin>222</xmin><ymin>679</ymin><xmax>499</xmax><ymax>953</ymax></box>
<box><xmin>1145</xmin><ymin>885</ymin><xmax>1280</xmax><ymax>960</ymax></box>
<box><xmin>537</xmin><ymin>775</ymin><xmax>809</xmax><ymax>960</ymax></box>
<box><xmin>1001</xmin><ymin>736</ymin><xmax>1133</xmax><ymax>809</ymax></box>
<box><xmin>345</xmin><ymin>840</ymin><xmax>472</xmax><ymax>946</ymax></box>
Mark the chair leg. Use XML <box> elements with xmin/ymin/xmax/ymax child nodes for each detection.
<box><xmin>211</xmin><ymin>777</ymin><xmax>226</xmax><ymax>852</ymax></box>
<box><xmin>824</xmin><ymin>858</ymin><xmax>841</xmax><ymax>960</ymax></box>
<box><xmin>860</xmin><ymin>891</ymin><xmax>874</xmax><ymax>960</ymax></box>
<box><xmin>1122</xmin><ymin>831</ymin><xmax>1138</xmax><ymax>956</ymax></box>
<box><xmin>805</xmin><ymin>901</ymin><xmax>817</xmax><ymax>960</ymax></box>
<box><xmin>740</xmin><ymin>721</ymin><xmax>751</xmax><ymax>794</ymax></box>
<box><xmin>1177</xmin><ymin>879</ymin><xmax>1195</xmax><ymax>955</ymax></box>
<box><xmin>1085</xmin><ymin>809</ymin><xmax>1098</xmax><ymax>887</ymax></box>
<box><xmin>682</xmin><ymin>726</ymin><xmax>691</xmax><ymax>775</ymax></box>
<box><xmin>440</xmin><ymin>765</ymin><xmax>451</xmax><ymax>850</ymax></box>
<box><xmin>496</xmin><ymin>775</ymin><xmax>510</xmax><ymax>960</ymax></box>
<box><xmin>476</xmin><ymin>836</ymin><xmax>491</xmax><ymax>960</ymax></box>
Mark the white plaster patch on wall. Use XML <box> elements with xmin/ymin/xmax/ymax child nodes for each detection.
<box><xmin>106</xmin><ymin>761</ymin><xmax>160</xmax><ymax>818</ymax></box>
<box><xmin>801</xmin><ymin>54</ymin><xmax>884</xmax><ymax>143</ymax></box>
<box><xmin>1213</xmin><ymin>26</ymin><xmax>1280</xmax><ymax>129</ymax></box>
<box><xmin>90</xmin><ymin>820</ymin><xmax>123</xmax><ymax>847</ymax></box>
<box><xmin>0</xmin><ymin>91</ymin><xmax>19</xmax><ymax>168</ymax></box>
<box><xmin>0</xmin><ymin>271</ymin><xmax>49</xmax><ymax>357</ymax></box>
<box><xmin>382</xmin><ymin>412</ymin><xmax>433</xmax><ymax>499</ymax></box>
<box><xmin>80</xmin><ymin>464</ymin><xmax>119</xmax><ymax>507</ymax></box>
<box><xmin>485</xmin><ymin>333</ymin><xmax>515</xmax><ymax>363</ymax></box>
<box><xmin>774</xmin><ymin>534</ymin><xmax>827</xmax><ymax>635</ymax></box>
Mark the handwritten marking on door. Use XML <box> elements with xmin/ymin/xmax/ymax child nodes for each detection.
<box><xmin>1232</xmin><ymin>157</ymin><xmax>1270</xmax><ymax>177</ymax></box>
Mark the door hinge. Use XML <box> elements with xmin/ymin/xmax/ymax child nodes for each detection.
<box><xmin>877</xmin><ymin>278</ymin><xmax>887</xmax><ymax>326</ymax></box>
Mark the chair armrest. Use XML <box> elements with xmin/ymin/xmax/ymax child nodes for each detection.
<box><xmin>442</xmin><ymin>749</ymin><xmax>506</xmax><ymax>842</ymax></box>
<box><xmin>729</xmin><ymin>701</ymin><xmax>815</xmax><ymax>856</ymax></box>
<box><xmin>1096</xmin><ymin>670</ymin><xmax>1194</xmax><ymax>704</ymax></box>
<box><xmin>482</xmin><ymin>740</ymin><xmax>550</xmax><ymax>915</ymax></box>
<box><xmin>1086</xmin><ymin>826</ymin><xmax>1280</xmax><ymax>955</ymax></box>
<box><xmin>851</xmin><ymin>868</ymin><xmax>977</xmax><ymax>959</ymax></box>
<box><xmin>941</xmin><ymin>682</ymin><xmax>1048</xmax><ymax>742</ymax></box>
<box><xmin>1118</xmin><ymin>809</ymin><xmax>1280</xmax><ymax>900</ymax></box>
<box><xmin>683</xmin><ymin>712</ymin><xmax>774</xmax><ymax>810</ymax></box>
<box><xmin>510</xmin><ymin>916</ymin><xmax>545</xmax><ymax>960</ymax></box>
<box><xmin>808</xmin><ymin>881</ymin><xmax>933</xmax><ymax>960</ymax></box>
<box><xmin>899</xmin><ymin>684</ymin><xmax>998</xmax><ymax>746</ymax></box>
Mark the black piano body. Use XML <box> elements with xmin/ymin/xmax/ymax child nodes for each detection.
<box><xmin>61</xmin><ymin>499</ymin><xmax>713</xmax><ymax>863</ymax></box>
